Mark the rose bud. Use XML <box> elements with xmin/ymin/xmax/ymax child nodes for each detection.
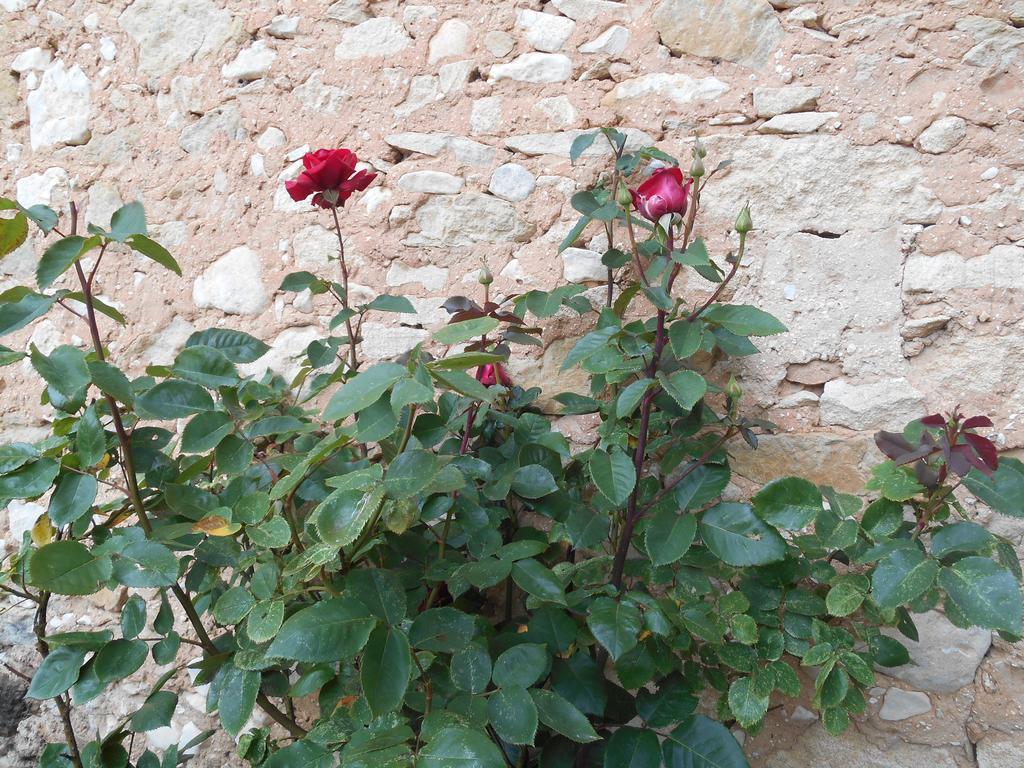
<box><xmin>479</xmin><ymin>363</ymin><xmax>509</xmax><ymax>388</ymax></box>
<box><xmin>285</xmin><ymin>148</ymin><xmax>377</xmax><ymax>209</ymax></box>
<box><xmin>629</xmin><ymin>167</ymin><xmax>693</xmax><ymax>222</ymax></box>
<box><xmin>735</xmin><ymin>204</ymin><xmax>753</xmax><ymax>235</ymax></box>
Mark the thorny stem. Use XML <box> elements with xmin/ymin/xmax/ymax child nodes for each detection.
<box><xmin>687</xmin><ymin>233</ymin><xmax>745</xmax><ymax>323</ymax></box>
<box><xmin>65</xmin><ymin>202</ymin><xmax>307</xmax><ymax>740</ymax></box>
<box><xmin>912</xmin><ymin>480</ymin><xmax>964</xmax><ymax>540</ymax></box>
<box><xmin>602</xmin><ymin>131</ymin><xmax>626</xmax><ymax>310</ymax></box>
<box><xmin>35</xmin><ymin>591</ymin><xmax>83</xmax><ymax>767</ymax></box>
<box><xmin>330</xmin><ymin>204</ymin><xmax>359</xmax><ymax>375</ymax></box>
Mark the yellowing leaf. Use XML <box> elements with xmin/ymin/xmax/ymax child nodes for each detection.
<box><xmin>192</xmin><ymin>515</ymin><xmax>240</xmax><ymax>536</ymax></box>
<box><xmin>32</xmin><ymin>514</ymin><xmax>55</xmax><ymax>545</ymax></box>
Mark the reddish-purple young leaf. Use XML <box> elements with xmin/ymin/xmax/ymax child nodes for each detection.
<box><xmin>964</xmin><ymin>433</ymin><xmax>999</xmax><ymax>473</ymax></box>
<box><xmin>442</xmin><ymin>296</ymin><xmax>481</xmax><ymax>314</ymax></box>
<box><xmin>920</xmin><ymin>414</ymin><xmax>946</xmax><ymax>427</ymax></box>
<box><xmin>962</xmin><ymin>415</ymin><xmax>994</xmax><ymax>430</ymax></box>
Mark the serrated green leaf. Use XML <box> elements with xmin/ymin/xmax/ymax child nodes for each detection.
<box><xmin>589</xmin><ymin>448</ymin><xmax>636</xmax><ymax>507</ymax></box>
<box><xmin>267</xmin><ymin>598</ymin><xmax>375</xmax><ymax>662</ymax></box>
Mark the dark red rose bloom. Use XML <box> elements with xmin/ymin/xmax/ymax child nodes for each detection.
<box><xmin>285</xmin><ymin>148</ymin><xmax>377</xmax><ymax>209</ymax></box>
<box><xmin>629</xmin><ymin>167</ymin><xmax>692</xmax><ymax>222</ymax></box>
<box><xmin>479</xmin><ymin>363</ymin><xmax>510</xmax><ymax>388</ymax></box>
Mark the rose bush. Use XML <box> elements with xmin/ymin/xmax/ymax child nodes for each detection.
<box><xmin>0</xmin><ymin>132</ymin><xmax>1021</xmax><ymax>768</ymax></box>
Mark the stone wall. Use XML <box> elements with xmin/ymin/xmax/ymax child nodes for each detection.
<box><xmin>2</xmin><ymin>0</ymin><xmax>1024</xmax><ymax>766</ymax></box>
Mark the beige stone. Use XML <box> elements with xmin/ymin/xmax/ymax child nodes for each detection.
<box><xmin>652</xmin><ymin>0</ymin><xmax>784</xmax><ymax>69</ymax></box>
<box><xmin>731</xmin><ymin>432</ymin><xmax>876</xmax><ymax>492</ymax></box>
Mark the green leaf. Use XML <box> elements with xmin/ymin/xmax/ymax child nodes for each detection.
<box><xmin>409</xmin><ymin>607</ymin><xmax>474</xmax><ymax>653</ymax></box>
<box><xmin>323</xmin><ymin>363</ymin><xmax>407</xmax><ymax>421</ymax></box>
<box><xmin>674</xmin><ymin>463</ymin><xmax>731</xmax><ymax>510</ymax></box>
<box><xmin>433</xmin><ymin>316</ymin><xmax>500</xmax><ymax>345</ymax></box>
<box><xmin>48</xmin><ymin>472</ymin><xmax>97</xmax><ymax>526</ymax></box>
<box><xmin>870</xmin><ymin>635</ymin><xmax>910</xmax><ymax>667</ymax></box>
<box><xmin>637</xmin><ymin>677</ymin><xmax>698</xmax><ymax>728</ymax></box>
<box><xmin>361</xmin><ymin>625</ymin><xmax>411</xmax><ymax>717</ymax></box>
<box><xmin>219</xmin><ymin>664</ymin><xmax>259</xmax><ymax>736</ymax></box>
<box><xmin>727</xmin><ymin>677</ymin><xmax>769</xmax><ymax>729</ymax></box>
<box><xmin>88</xmin><ymin>361</ymin><xmax>135</xmax><ymax>404</ymax></box>
<box><xmin>861</xmin><ymin>498</ymin><xmax>905</xmax><ymax>539</ymax></box>
<box><xmin>604</xmin><ymin>727</ymin><xmax>661</xmax><ymax>768</ymax></box>
<box><xmin>511</xmin><ymin>464</ymin><xmax>558</xmax><ymax>499</ymax></box>
<box><xmin>365</xmin><ymin>294</ymin><xmax>416</xmax><ymax>313</ymax></box>
<box><xmin>0</xmin><ymin>457</ymin><xmax>59</xmax><ymax>502</ymax></box>
<box><xmin>181</xmin><ymin>411</ymin><xmax>234</xmax><ymax>454</ymax></box>
<box><xmin>451</xmin><ymin>643</ymin><xmax>492</xmax><ymax>694</ymax></box>
<box><xmin>127</xmin><ymin>234</ymin><xmax>181</xmax><ymax>275</ymax></box>
<box><xmin>384</xmin><ymin>449</ymin><xmax>438</xmax><ymax>499</ymax></box>
<box><xmin>112</xmin><ymin>539</ymin><xmax>179</xmax><ymax>588</ymax></box>
<box><xmin>668</xmin><ymin>320</ymin><xmax>704</xmax><ymax>360</ymax></box>
<box><xmin>430</xmin><ymin>368</ymin><xmax>495</xmax><ymax>402</ymax></box>
<box><xmin>22</xmin><ymin>203</ymin><xmax>58</xmax><ymax>233</ymax></box>
<box><xmin>570</xmin><ymin>131</ymin><xmax>599</xmax><ymax>163</ymax></box>
<box><xmin>0</xmin><ymin>209</ymin><xmax>28</xmax><ymax>257</ymax></box>
<box><xmin>587</xmin><ymin>598</ymin><xmax>642</xmax><ymax>661</ymax></box>
<box><xmin>616</xmin><ymin>378</ymin><xmax>654</xmax><ymax>418</ymax></box>
<box><xmin>31</xmin><ymin>344</ymin><xmax>90</xmax><ymax>398</ymax></box>
<box><xmin>136</xmin><ymin>380</ymin><xmax>215</xmax><ymax>419</ymax></box>
<box><xmin>215</xmin><ymin>434</ymin><xmax>253</xmax><ymax>474</ymax></box>
<box><xmin>419</xmin><ymin>727</ymin><xmax>506</xmax><ymax>768</ymax></box>
<box><xmin>866</xmin><ymin>461</ymin><xmax>925</xmax><ymax>502</ymax></box>
<box><xmin>825</xmin><ymin>581</ymin><xmax>867</xmax><ymax>617</ymax></box>
<box><xmin>701</xmin><ymin>304</ymin><xmax>786</xmax><ymax>336</ymax></box>
<box><xmin>214</xmin><ymin>587</ymin><xmax>255</xmax><ymax>624</ymax></box>
<box><xmin>964</xmin><ymin>458</ymin><xmax>1024</xmax><ymax>518</ymax></box>
<box><xmin>489</xmin><ymin>686</ymin><xmax>538</xmax><ymax>746</ymax></box>
<box><xmin>172</xmin><ymin>346</ymin><xmax>238</xmax><ymax>388</ymax></box>
<box><xmin>662</xmin><ymin>715</ymin><xmax>748</xmax><ymax>768</ymax></box>
<box><xmin>561</xmin><ymin>326</ymin><xmax>619</xmax><ymax>371</ymax></box>
<box><xmin>94</xmin><ymin>639</ymin><xmax>148</xmax><ymax>682</ymax></box>
<box><xmin>589</xmin><ymin>448</ymin><xmax>636</xmax><ymax>507</ymax></box>
<box><xmin>0</xmin><ymin>288</ymin><xmax>56</xmax><ymax>336</ymax></box>
<box><xmin>245</xmin><ymin>600</ymin><xmax>284</xmax><ymax>643</ymax></box>
<box><xmin>0</xmin><ymin>343</ymin><xmax>26</xmax><ymax>366</ymax></box>
<box><xmin>131</xmin><ymin>690</ymin><xmax>178</xmax><ymax>732</ymax></box>
<box><xmin>30</xmin><ymin>541</ymin><xmax>111</xmax><ymax>595</ymax></box>
<box><xmin>266</xmin><ymin>598</ymin><xmax>375</xmax><ymax>662</ymax></box>
<box><xmin>121</xmin><ymin>594</ymin><xmax>147</xmax><ymax>639</ymax></box>
<box><xmin>699</xmin><ymin>503</ymin><xmax>787</xmax><ymax>567</ymax></box>
<box><xmin>839</xmin><ymin>651</ymin><xmax>875</xmax><ymax>687</ymax></box>
<box><xmin>512</xmin><ymin>559</ymin><xmax>567</xmax><ymax>605</ymax></box>
<box><xmin>27</xmin><ymin>646</ymin><xmax>86</xmax><ymax>699</ymax></box>
<box><xmin>939</xmin><ymin>557</ymin><xmax>1022</xmax><ymax>634</ymax></box>
<box><xmin>657</xmin><ymin>370</ymin><xmax>707</xmax><ymax>411</ymax></box>
<box><xmin>347</xmin><ymin>568</ymin><xmax>406</xmax><ymax>625</ymax></box>
<box><xmin>492</xmin><ymin>643</ymin><xmax>548</xmax><ymax>689</ymax></box>
<box><xmin>313</xmin><ymin>487</ymin><xmax>384</xmax><ymax>547</ymax></box>
<box><xmin>872</xmin><ymin>548</ymin><xmax>939</xmax><ymax>610</ymax></box>
<box><xmin>530</xmin><ymin>689</ymin><xmax>600</xmax><ymax>743</ymax></box>
<box><xmin>646</xmin><ymin>510</ymin><xmax>696</xmax><ymax>567</ymax></box>
<box><xmin>109</xmin><ymin>202</ymin><xmax>147</xmax><ymax>241</ymax></box>
<box><xmin>752</xmin><ymin>477</ymin><xmax>822</xmax><ymax>530</ymax></box>
<box><xmin>930</xmin><ymin>522</ymin><xmax>993</xmax><ymax>559</ymax></box>
<box><xmin>36</xmin><ymin>236</ymin><xmax>87</xmax><ymax>289</ymax></box>
<box><xmin>186</xmin><ymin>328</ymin><xmax>269</xmax><ymax>363</ymax></box>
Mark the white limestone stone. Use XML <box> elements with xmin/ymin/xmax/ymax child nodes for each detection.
<box><xmin>119</xmin><ymin>0</ymin><xmax>236</xmax><ymax>77</ymax></box>
<box><xmin>6</xmin><ymin>501</ymin><xmax>44</xmax><ymax>543</ymax></box>
<box><xmin>916</xmin><ymin>116</ymin><xmax>968</xmax><ymax>154</ymax></box>
<box><xmin>85</xmin><ymin>182</ymin><xmax>124</xmax><ymax>229</ymax></box>
<box><xmin>489</xmin><ymin>53</ymin><xmax>573</xmax><ymax>83</ymax></box>
<box><xmin>879</xmin><ymin>610</ymin><xmax>991</xmax><ymax>693</ymax></box>
<box><xmin>257</xmin><ymin>126</ymin><xmax>286</xmax><ymax>150</ymax></box>
<box><xmin>398</xmin><ymin>170</ymin><xmax>464</xmax><ymax>194</ymax></box>
<box><xmin>178</xmin><ymin>105</ymin><xmax>246</xmax><ymax>153</ymax></box>
<box><xmin>359</xmin><ymin>323</ymin><xmax>430</xmax><ymax>362</ymax></box>
<box><xmin>603</xmin><ymin>73</ymin><xmax>729</xmax><ymax>106</ymax></box>
<box><xmin>27</xmin><ymin>61</ymin><xmax>92</xmax><ymax>150</ymax></box>
<box><xmin>484</xmin><ymin>31</ymin><xmax>515</xmax><ymax>57</ymax></box>
<box><xmin>579</xmin><ymin>25</ymin><xmax>630</xmax><ymax>56</ymax></box>
<box><xmin>819</xmin><ymin>379</ymin><xmax>925</xmax><ymax>430</ymax></box>
<box><xmin>879</xmin><ymin>689</ymin><xmax>932</xmax><ymax>721</ymax></box>
<box><xmin>517</xmin><ymin>9</ymin><xmax>576</xmax><ymax>53</ymax></box>
<box><xmin>11</xmin><ymin>47</ymin><xmax>52</xmax><ymax>73</ymax></box>
<box><xmin>265</xmin><ymin>15</ymin><xmax>299</xmax><ymax>39</ymax></box>
<box><xmin>758</xmin><ymin>112</ymin><xmax>838</xmax><ymax>135</ymax></box>
<box><xmin>222</xmin><ymin>40</ymin><xmax>276</xmax><ymax>81</ymax></box>
<box><xmin>550</xmin><ymin>0</ymin><xmax>629</xmax><ymax>22</ymax></box>
<box><xmin>404</xmin><ymin>193</ymin><xmax>530</xmax><ymax>247</ymax></box>
<box><xmin>386</xmin><ymin>263</ymin><xmax>449</xmax><ymax>291</ymax></box>
<box><xmin>562</xmin><ymin>248</ymin><xmax>606</xmax><ymax>282</ymax></box>
<box><xmin>470</xmin><ymin>96</ymin><xmax>502</xmax><ymax>135</ymax></box>
<box><xmin>488</xmin><ymin>163</ymin><xmax>536</xmax><ymax>202</ymax></box>
<box><xmin>505</xmin><ymin>128</ymin><xmax>654</xmax><ymax>157</ymax></box>
<box><xmin>192</xmin><ymin>247</ymin><xmax>269</xmax><ymax>316</ymax></box>
<box><xmin>335</xmin><ymin>17</ymin><xmax>411</xmax><ymax>59</ymax></box>
<box><xmin>653</xmin><ymin>0</ymin><xmax>784</xmax><ymax>69</ymax></box>
<box><xmin>428</xmin><ymin>18</ymin><xmax>471</xmax><ymax>63</ymax></box>
<box><xmin>439</xmin><ymin>60</ymin><xmax>476</xmax><ymax>94</ymax></box>
<box><xmin>15</xmin><ymin>167</ymin><xmax>70</xmax><ymax>208</ymax></box>
<box><xmin>534</xmin><ymin>95</ymin><xmax>578</xmax><ymax>127</ymax></box>
<box><xmin>753</xmin><ymin>85</ymin><xmax>822</xmax><ymax>117</ymax></box>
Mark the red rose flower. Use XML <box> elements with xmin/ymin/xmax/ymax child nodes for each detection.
<box><xmin>285</xmin><ymin>148</ymin><xmax>377</xmax><ymax>209</ymax></box>
<box><xmin>479</xmin><ymin>363</ymin><xmax>509</xmax><ymax>388</ymax></box>
<box><xmin>629</xmin><ymin>167</ymin><xmax>692</xmax><ymax>222</ymax></box>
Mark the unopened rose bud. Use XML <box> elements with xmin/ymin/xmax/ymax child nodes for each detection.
<box><xmin>694</xmin><ymin>137</ymin><xmax>707</xmax><ymax>159</ymax></box>
<box><xmin>616</xmin><ymin>181</ymin><xmax>633</xmax><ymax>209</ymax></box>
<box><xmin>690</xmin><ymin>154</ymin><xmax>705</xmax><ymax>179</ymax></box>
<box><xmin>725</xmin><ymin>375</ymin><xmax>742</xmax><ymax>402</ymax></box>
<box><xmin>735</xmin><ymin>204</ymin><xmax>752</xmax><ymax>235</ymax></box>
<box><xmin>478</xmin><ymin>264</ymin><xmax>493</xmax><ymax>286</ymax></box>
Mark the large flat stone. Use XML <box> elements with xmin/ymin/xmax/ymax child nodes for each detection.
<box><xmin>879</xmin><ymin>610</ymin><xmax>991</xmax><ymax>694</ymax></box>
<box><xmin>119</xmin><ymin>0</ymin><xmax>236</xmax><ymax>77</ymax></box>
<box><xmin>652</xmin><ymin>0</ymin><xmax>784</xmax><ymax>69</ymax></box>
<box><xmin>730</xmin><ymin>432</ymin><xmax>876</xmax><ymax>492</ymax></box>
<box><xmin>403</xmin><ymin>192</ymin><xmax>531</xmax><ymax>247</ymax></box>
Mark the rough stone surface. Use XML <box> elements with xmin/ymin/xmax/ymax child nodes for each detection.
<box><xmin>603</xmin><ymin>73</ymin><xmax>730</xmax><ymax>106</ymax></box>
<box><xmin>759</xmin><ymin>111</ymin><xmax>839</xmax><ymax>134</ymax></box>
<box><xmin>397</xmin><ymin>170</ymin><xmax>464</xmax><ymax>194</ymax></box>
<box><xmin>335</xmin><ymin>17</ymin><xmax>410</xmax><ymax>59</ymax></box>
<box><xmin>118</xmin><ymin>0</ymin><xmax>236</xmax><ymax>77</ymax></box>
<box><xmin>579</xmin><ymin>25</ymin><xmax>630</xmax><ymax>56</ymax></box>
<box><xmin>653</xmin><ymin>0</ymin><xmax>784</xmax><ymax>68</ymax></box>
<box><xmin>488</xmin><ymin>163</ymin><xmax>536</xmax><ymax>202</ymax></box>
<box><xmin>26</xmin><ymin>61</ymin><xmax>91</xmax><ymax>149</ymax></box>
<box><xmin>819</xmin><ymin>379</ymin><xmax>926</xmax><ymax>430</ymax></box>
<box><xmin>916</xmin><ymin>116</ymin><xmax>968</xmax><ymax>154</ymax></box>
<box><xmin>405</xmin><ymin>192</ymin><xmax>530</xmax><ymax>247</ymax></box>
<box><xmin>517</xmin><ymin>9</ymin><xmax>576</xmax><ymax>53</ymax></box>
<box><xmin>561</xmin><ymin>247</ymin><xmax>605</xmax><ymax>282</ymax></box>
<box><xmin>880</xmin><ymin>611</ymin><xmax>992</xmax><ymax>694</ymax></box>
<box><xmin>222</xmin><ymin>40</ymin><xmax>276</xmax><ymax>81</ymax></box>
<box><xmin>192</xmin><ymin>247</ymin><xmax>269</xmax><ymax>316</ymax></box>
<box><xmin>489</xmin><ymin>53</ymin><xmax>573</xmax><ymax>83</ymax></box>
<box><xmin>753</xmin><ymin>85</ymin><xmax>822</xmax><ymax>117</ymax></box>
<box><xmin>879</xmin><ymin>688</ymin><xmax>933</xmax><ymax>721</ymax></box>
